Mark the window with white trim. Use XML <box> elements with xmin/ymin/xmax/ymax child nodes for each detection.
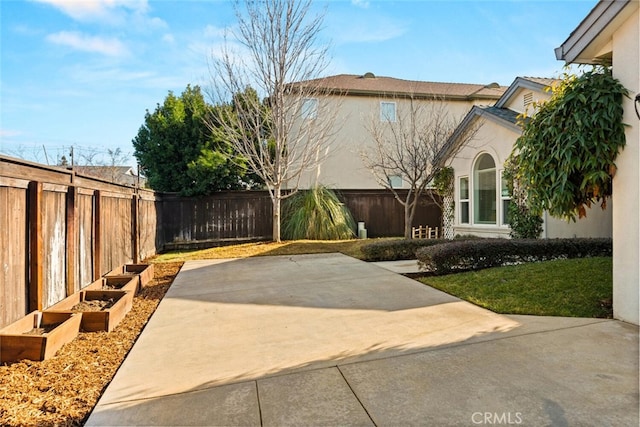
<box><xmin>301</xmin><ymin>98</ymin><xmax>318</xmax><ymax>119</ymax></box>
<box><xmin>459</xmin><ymin>176</ymin><xmax>469</xmax><ymax>224</ymax></box>
<box><xmin>500</xmin><ymin>170</ymin><xmax>511</xmax><ymax>225</ymax></box>
<box><xmin>473</xmin><ymin>153</ymin><xmax>497</xmax><ymax>224</ymax></box>
<box><xmin>380</xmin><ymin>101</ymin><xmax>396</xmax><ymax>122</ymax></box>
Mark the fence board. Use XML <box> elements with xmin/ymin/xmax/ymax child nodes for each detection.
<box><xmin>0</xmin><ymin>186</ymin><xmax>28</xmax><ymax>327</ymax></box>
<box><xmin>42</xmin><ymin>188</ymin><xmax>67</xmax><ymax>308</ymax></box>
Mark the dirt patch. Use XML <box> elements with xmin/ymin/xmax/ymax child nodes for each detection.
<box><xmin>71</xmin><ymin>298</ymin><xmax>117</xmax><ymax>312</ymax></box>
<box><xmin>0</xmin><ymin>262</ymin><xmax>182</xmax><ymax>426</ymax></box>
<box><xmin>22</xmin><ymin>323</ymin><xmax>63</xmax><ymax>336</ymax></box>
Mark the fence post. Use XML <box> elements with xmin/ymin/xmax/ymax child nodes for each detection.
<box><xmin>93</xmin><ymin>190</ymin><xmax>102</xmax><ymax>280</ymax></box>
<box><xmin>28</xmin><ymin>181</ymin><xmax>43</xmax><ymax>311</ymax></box>
<box><xmin>131</xmin><ymin>192</ymin><xmax>139</xmax><ymax>263</ymax></box>
<box><xmin>66</xmin><ymin>186</ymin><xmax>76</xmax><ymax>296</ymax></box>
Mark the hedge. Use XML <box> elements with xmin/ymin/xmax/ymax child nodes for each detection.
<box><xmin>361</xmin><ymin>239</ymin><xmax>451</xmax><ymax>261</ymax></box>
<box><xmin>416</xmin><ymin>238</ymin><xmax>612</xmax><ymax>275</ymax></box>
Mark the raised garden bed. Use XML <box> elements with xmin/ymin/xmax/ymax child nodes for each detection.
<box><xmin>105</xmin><ymin>263</ymin><xmax>154</xmax><ymax>287</ymax></box>
<box><xmin>85</xmin><ymin>276</ymin><xmax>138</xmax><ymax>294</ymax></box>
<box><xmin>0</xmin><ymin>311</ymin><xmax>82</xmax><ymax>363</ymax></box>
<box><xmin>45</xmin><ymin>290</ymin><xmax>133</xmax><ymax>332</ymax></box>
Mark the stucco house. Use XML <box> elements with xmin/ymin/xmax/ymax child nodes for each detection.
<box><xmin>289</xmin><ymin>73</ymin><xmax>506</xmax><ymax>189</ymax></box>
<box><xmin>439</xmin><ymin>76</ymin><xmax>612</xmax><ymax>239</ymax></box>
<box><xmin>555</xmin><ymin>0</ymin><xmax>639</xmax><ymax>325</ymax></box>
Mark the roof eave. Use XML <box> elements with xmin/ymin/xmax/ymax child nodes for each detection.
<box><xmin>494</xmin><ymin>77</ymin><xmax>552</xmax><ymax>108</ymax></box>
<box><xmin>436</xmin><ymin>107</ymin><xmax>521</xmax><ymax>166</ymax></box>
<box><xmin>555</xmin><ymin>0</ymin><xmax>636</xmax><ymax>64</ymax></box>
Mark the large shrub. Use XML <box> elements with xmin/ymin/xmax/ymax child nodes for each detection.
<box><xmin>282</xmin><ymin>186</ymin><xmax>356</xmax><ymax>240</ymax></box>
<box><xmin>508</xmin><ymin>67</ymin><xmax>627</xmax><ymax>221</ymax></box>
<box><xmin>416</xmin><ymin>238</ymin><xmax>612</xmax><ymax>275</ymax></box>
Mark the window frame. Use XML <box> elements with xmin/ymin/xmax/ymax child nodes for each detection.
<box><xmin>388</xmin><ymin>174</ymin><xmax>403</xmax><ymax>189</ymax></box>
<box><xmin>380</xmin><ymin>101</ymin><xmax>397</xmax><ymax>122</ymax></box>
<box><xmin>301</xmin><ymin>97</ymin><xmax>318</xmax><ymax>120</ymax></box>
<box><xmin>473</xmin><ymin>153</ymin><xmax>497</xmax><ymax>225</ymax></box>
<box><xmin>500</xmin><ymin>169</ymin><xmax>511</xmax><ymax>226</ymax></box>
<box><xmin>459</xmin><ymin>176</ymin><xmax>470</xmax><ymax>224</ymax></box>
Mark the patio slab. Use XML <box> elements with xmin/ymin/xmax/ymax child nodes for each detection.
<box><xmin>86</xmin><ymin>253</ymin><xmax>639</xmax><ymax>426</ymax></box>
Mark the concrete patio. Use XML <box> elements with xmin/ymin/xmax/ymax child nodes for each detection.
<box><xmin>87</xmin><ymin>253</ymin><xmax>639</xmax><ymax>426</ymax></box>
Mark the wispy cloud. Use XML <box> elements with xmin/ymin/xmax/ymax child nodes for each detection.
<box><xmin>333</xmin><ymin>16</ymin><xmax>408</xmax><ymax>44</ymax></box>
<box><xmin>351</xmin><ymin>0</ymin><xmax>370</xmax><ymax>9</ymax></box>
<box><xmin>0</xmin><ymin>129</ymin><xmax>23</xmax><ymax>138</ymax></box>
<box><xmin>46</xmin><ymin>31</ymin><xmax>129</xmax><ymax>57</ymax></box>
<box><xmin>31</xmin><ymin>0</ymin><xmax>166</xmax><ymax>29</ymax></box>
<box><xmin>32</xmin><ymin>0</ymin><xmax>145</xmax><ymax>23</ymax></box>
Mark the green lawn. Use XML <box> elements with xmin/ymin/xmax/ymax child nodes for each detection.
<box><xmin>419</xmin><ymin>257</ymin><xmax>613</xmax><ymax>318</ymax></box>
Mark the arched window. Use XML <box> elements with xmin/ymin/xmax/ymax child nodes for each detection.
<box><xmin>473</xmin><ymin>153</ymin><xmax>496</xmax><ymax>224</ymax></box>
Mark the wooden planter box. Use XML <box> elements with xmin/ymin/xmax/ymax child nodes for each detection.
<box><xmin>85</xmin><ymin>276</ymin><xmax>138</xmax><ymax>294</ymax></box>
<box><xmin>46</xmin><ymin>290</ymin><xmax>133</xmax><ymax>332</ymax></box>
<box><xmin>0</xmin><ymin>311</ymin><xmax>82</xmax><ymax>363</ymax></box>
<box><xmin>105</xmin><ymin>263</ymin><xmax>154</xmax><ymax>287</ymax></box>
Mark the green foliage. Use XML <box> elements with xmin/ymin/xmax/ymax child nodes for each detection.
<box><xmin>420</xmin><ymin>257</ymin><xmax>612</xmax><ymax>318</ymax></box>
<box><xmin>432</xmin><ymin>166</ymin><xmax>454</xmax><ymax>197</ymax></box>
<box><xmin>361</xmin><ymin>238</ymin><xmax>451</xmax><ymax>261</ymax></box>
<box><xmin>132</xmin><ymin>85</ymin><xmax>253</xmax><ymax>195</ymax></box>
<box><xmin>416</xmin><ymin>238</ymin><xmax>612</xmax><ymax>275</ymax></box>
<box><xmin>508</xmin><ymin>67</ymin><xmax>628</xmax><ymax>221</ymax></box>
<box><xmin>282</xmin><ymin>186</ymin><xmax>356</xmax><ymax>240</ymax></box>
<box><xmin>502</xmin><ymin>162</ymin><xmax>543</xmax><ymax>239</ymax></box>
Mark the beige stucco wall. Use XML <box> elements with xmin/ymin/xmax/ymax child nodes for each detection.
<box><xmin>449</xmin><ymin>115</ymin><xmax>613</xmax><ymax>239</ymax></box>
<box><xmin>294</xmin><ymin>95</ymin><xmax>488</xmax><ymax>190</ymax></box>
<box><xmin>502</xmin><ymin>87</ymin><xmax>551</xmax><ymax>115</ymax></box>
<box><xmin>611</xmin><ymin>8</ymin><xmax>639</xmax><ymax>325</ymax></box>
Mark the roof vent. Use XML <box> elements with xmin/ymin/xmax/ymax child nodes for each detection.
<box><xmin>362</xmin><ymin>72</ymin><xmax>376</xmax><ymax>79</ymax></box>
<box><xmin>484</xmin><ymin>82</ymin><xmax>500</xmax><ymax>88</ymax></box>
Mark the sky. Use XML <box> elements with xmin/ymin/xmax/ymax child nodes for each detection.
<box><xmin>0</xmin><ymin>0</ymin><xmax>598</xmax><ymax>168</ymax></box>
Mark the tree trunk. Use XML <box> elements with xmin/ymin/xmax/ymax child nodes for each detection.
<box><xmin>404</xmin><ymin>194</ymin><xmax>413</xmax><ymax>239</ymax></box>
<box><xmin>272</xmin><ymin>185</ymin><xmax>282</xmax><ymax>242</ymax></box>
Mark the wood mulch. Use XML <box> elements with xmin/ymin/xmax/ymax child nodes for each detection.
<box><xmin>0</xmin><ymin>262</ymin><xmax>183</xmax><ymax>427</ymax></box>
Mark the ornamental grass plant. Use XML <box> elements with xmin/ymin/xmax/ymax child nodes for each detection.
<box><xmin>282</xmin><ymin>186</ymin><xmax>356</xmax><ymax>240</ymax></box>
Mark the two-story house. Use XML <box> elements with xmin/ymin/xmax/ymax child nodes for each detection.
<box><xmin>288</xmin><ymin>73</ymin><xmax>506</xmax><ymax>189</ymax></box>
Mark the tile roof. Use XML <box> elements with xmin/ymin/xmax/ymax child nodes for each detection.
<box><xmin>479</xmin><ymin>106</ymin><xmax>521</xmax><ymax>125</ymax></box>
<box><xmin>521</xmin><ymin>77</ymin><xmax>558</xmax><ymax>88</ymax></box>
<box><xmin>292</xmin><ymin>74</ymin><xmax>507</xmax><ymax>100</ymax></box>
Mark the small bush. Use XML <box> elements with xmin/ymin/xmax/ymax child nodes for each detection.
<box><xmin>361</xmin><ymin>238</ymin><xmax>451</xmax><ymax>261</ymax></box>
<box><xmin>416</xmin><ymin>238</ymin><xmax>612</xmax><ymax>275</ymax></box>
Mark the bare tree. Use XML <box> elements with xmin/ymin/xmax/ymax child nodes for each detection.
<box><xmin>361</xmin><ymin>96</ymin><xmax>480</xmax><ymax>239</ymax></box>
<box><xmin>206</xmin><ymin>0</ymin><xmax>340</xmax><ymax>242</ymax></box>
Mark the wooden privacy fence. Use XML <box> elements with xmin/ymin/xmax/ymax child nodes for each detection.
<box><xmin>1</xmin><ymin>155</ymin><xmax>442</xmax><ymax>328</ymax></box>
<box><xmin>339</xmin><ymin>189</ymin><xmax>442</xmax><ymax>238</ymax></box>
<box><xmin>161</xmin><ymin>188</ymin><xmax>442</xmax><ymax>249</ymax></box>
<box><xmin>1</xmin><ymin>156</ymin><xmax>160</xmax><ymax>328</ymax></box>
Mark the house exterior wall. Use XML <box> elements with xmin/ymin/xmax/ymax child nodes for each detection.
<box><xmin>450</xmin><ymin>117</ymin><xmax>515</xmax><ymax>238</ymax></box>
<box><xmin>502</xmin><ymin>87</ymin><xmax>550</xmax><ymax>115</ymax></box>
<box><xmin>294</xmin><ymin>95</ymin><xmax>489</xmax><ymax>190</ymax></box>
<box><xmin>611</xmin><ymin>8</ymin><xmax>639</xmax><ymax>325</ymax></box>
<box><xmin>449</xmin><ymin>116</ymin><xmax>613</xmax><ymax>239</ymax></box>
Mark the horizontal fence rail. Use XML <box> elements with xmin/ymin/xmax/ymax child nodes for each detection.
<box><xmin>1</xmin><ymin>155</ymin><xmax>442</xmax><ymax>328</ymax></box>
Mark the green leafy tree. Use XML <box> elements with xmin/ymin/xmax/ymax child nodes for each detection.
<box><xmin>508</xmin><ymin>66</ymin><xmax>628</xmax><ymax>221</ymax></box>
<box><xmin>133</xmin><ymin>85</ymin><xmax>250</xmax><ymax>195</ymax></box>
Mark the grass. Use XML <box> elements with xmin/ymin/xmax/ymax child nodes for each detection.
<box><xmin>419</xmin><ymin>257</ymin><xmax>613</xmax><ymax>318</ymax></box>
<box><xmin>151</xmin><ymin>238</ymin><xmax>384</xmax><ymax>263</ymax></box>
